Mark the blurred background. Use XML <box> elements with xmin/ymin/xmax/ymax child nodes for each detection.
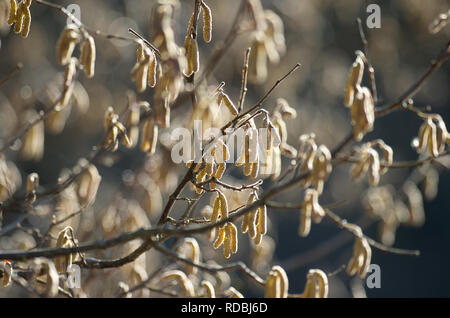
<box><xmin>0</xmin><ymin>0</ymin><xmax>449</xmax><ymax>297</ymax></box>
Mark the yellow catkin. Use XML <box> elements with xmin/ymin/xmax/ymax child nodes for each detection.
<box><xmin>213</xmin><ymin>225</ymin><xmax>226</xmax><ymax>249</ymax></box>
<box><xmin>434</xmin><ymin>115</ymin><xmax>448</xmax><ymax>152</ymax></box>
<box><xmin>264</xmin><ymin>271</ymin><xmax>279</xmax><ymax>298</ymax></box>
<box><xmin>214</xmin><ymin>162</ymin><xmax>226</xmax><ymax>179</ymax></box>
<box><xmin>242</xmin><ymin>192</ymin><xmax>257</xmax><ymax>236</ymax></box>
<box><xmin>201</xmin><ymin>280</ymin><xmax>216</xmax><ymax>298</ymax></box>
<box><xmin>195</xmin><ymin>168</ymin><xmax>207</xmax><ymax>194</ymax></box>
<box><xmin>312</xmin><ymin>269</ymin><xmax>329</xmax><ymax>298</ymax></box>
<box><xmin>224</xmin><ymin>286</ymin><xmax>244</xmax><ymax>298</ymax></box>
<box><xmin>19</xmin><ymin>0</ymin><xmax>31</xmax><ymax>38</ymax></box>
<box><xmin>301</xmin><ymin>274</ymin><xmax>317</xmax><ymax>298</ymax></box>
<box><xmin>80</xmin><ymin>35</ymin><xmax>96</xmax><ymax>78</ymax></box>
<box><xmin>12</xmin><ymin>1</ymin><xmax>22</xmax><ymax>33</ymax></box>
<box><xmin>228</xmin><ymin>222</ymin><xmax>238</xmax><ymax>254</ymax></box>
<box><xmin>77</xmin><ymin>162</ymin><xmax>101</xmax><ymax>206</ymax></box>
<box><xmin>257</xmin><ymin>205</ymin><xmax>267</xmax><ymax>235</ymax></box>
<box><xmin>344</xmin><ymin>54</ymin><xmax>364</xmax><ymax>107</ymax></box>
<box><xmin>184</xmin><ymin>36</ymin><xmax>199</xmax><ymax>76</ymax></box>
<box><xmin>148</xmin><ymin>51</ymin><xmax>157</xmax><ymax>88</ymax></box>
<box><xmin>299</xmin><ymin>200</ymin><xmax>312</xmax><ymax>237</ymax></box>
<box><xmin>211</xmin><ymin>195</ymin><xmax>221</xmax><ymax>223</ymax></box>
<box><xmin>367</xmin><ymin>149</ymin><xmax>380</xmax><ymax>186</ymax></box>
<box><xmin>427</xmin><ymin>119</ymin><xmax>439</xmax><ymax>157</ymax></box>
<box><xmin>218</xmin><ymin>190</ymin><xmax>229</xmax><ymax>219</ymax></box>
<box><xmin>140</xmin><ymin>118</ymin><xmax>158</xmax><ymax>155</ymax></box>
<box><xmin>180</xmin><ymin>238</ymin><xmax>200</xmax><ymax>275</ymax></box>
<box><xmin>223</xmin><ymin>226</ymin><xmax>231</xmax><ymax>258</ymax></box>
<box><xmin>56</xmin><ymin>25</ymin><xmax>80</xmax><ymax>65</ymax></box>
<box><xmin>21</xmin><ymin>111</ymin><xmax>44</xmax><ymax>161</ymax></box>
<box><xmin>201</xmin><ymin>1</ymin><xmax>212</xmax><ymax>43</ymax></box>
<box><xmin>375</xmin><ymin>140</ymin><xmax>393</xmax><ymax>174</ymax></box>
<box><xmin>417</xmin><ymin>120</ymin><xmax>430</xmax><ymax>153</ymax></box>
<box><xmin>346</xmin><ymin>225</ymin><xmax>372</xmax><ymax>278</ymax></box>
<box><xmin>11</xmin><ymin>0</ymin><xmax>31</xmax><ymax>37</ymax></box>
<box><xmin>7</xmin><ymin>0</ymin><xmax>16</xmax><ymax>25</ymax></box>
<box><xmin>161</xmin><ymin>270</ymin><xmax>195</xmax><ymax>297</ymax></box>
<box><xmin>222</xmin><ymin>93</ymin><xmax>238</xmax><ymax>116</ymax></box>
<box><xmin>55</xmin><ymin>226</ymin><xmax>75</xmax><ymax>273</ymax></box>
<box><xmin>272</xmin><ymin>266</ymin><xmax>289</xmax><ymax>298</ymax></box>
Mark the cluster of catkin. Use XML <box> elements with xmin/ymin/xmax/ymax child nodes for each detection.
<box><xmin>344</xmin><ymin>51</ymin><xmax>375</xmax><ymax>141</ymax></box>
<box><xmin>241</xmin><ymin>192</ymin><xmax>267</xmax><ymax>245</ymax></box>
<box><xmin>159</xmin><ymin>268</ymin><xmax>240</xmax><ymax>298</ymax></box>
<box><xmin>298</xmin><ymin>134</ymin><xmax>333</xmax><ymax>194</ymax></box>
<box><xmin>363</xmin><ymin>164</ymin><xmax>434</xmax><ymax>246</ymax></box>
<box><xmin>103</xmin><ymin>107</ymin><xmax>132</xmax><ymax>151</ymax></box>
<box><xmin>350</xmin><ymin>139</ymin><xmax>393</xmax><ymax>186</ymax></box>
<box><xmin>7</xmin><ymin>0</ymin><xmax>32</xmax><ymax>38</ymax></box>
<box><xmin>188</xmin><ymin>136</ymin><xmax>230</xmax><ymax>194</ymax></box>
<box><xmin>247</xmin><ymin>0</ymin><xmax>286</xmax><ymax>83</ymax></box>
<box><xmin>415</xmin><ymin>114</ymin><xmax>449</xmax><ymax>158</ymax></box>
<box><xmin>299</xmin><ymin>188</ymin><xmax>325</xmax><ymax>237</ymax></box>
<box><xmin>346</xmin><ymin>225</ymin><xmax>372</xmax><ymax>279</ymax></box>
<box><xmin>183</xmin><ymin>0</ymin><xmax>212</xmax><ymax>76</ymax></box>
<box><xmin>236</xmin><ymin>118</ymin><xmax>261</xmax><ymax>178</ymax></box>
<box><xmin>211</xmin><ymin>190</ymin><xmax>238</xmax><ymax>259</ymax></box>
<box><xmin>56</xmin><ymin>24</ymin><xmax>96</xmax><ymax>112</ymax></box>
<box><xmin>260</xmin><ymin>98</ymin><xmax>297</xmax><ymax>178</ymax></box>
<box><xmin>130</xmin><ymin>40</ymin><xmax>158</xmax><ymax>92</ymax></box>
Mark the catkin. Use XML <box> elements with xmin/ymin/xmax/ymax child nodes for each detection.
<box><xmin>19</xmin><ymin>0</ymin><xmax>30</xmax><ymax>38</ymax></box>
<box><xmin>21</xmin><ymin>110</ymin><xmax>45</xmax><ymax>161</ymax></box>
<box><xmin>7</xmin><ymin>0</ymin><xmax>16</xmax><ymax>25</ymax></box>
<box><xmin>434</xmin><ymin>115</ymin><xmax>448</xmax><ymax>152</ymax></box>
<box><xmin>201</xmin><ymin>1</ymin><xmax>212</xmax><ymax>43</ymax></box>
<box><xmin>201</xmin><ymin>280</ymin><xmax>216</xmax><ymax>298</ymax></box>
<box><xmin>221</xmin><ymin>92</ymin><xmax>238</xmax><ymax>116</ymax></box>
<box><xmin>80</xmin><ymin>35</ymin><xmax>96</xmax><ymax>78</ymax></box>
<box><xmin>224</xmin><ymin>286</ymin><xmax>244</xmax><ymax>298</ymax></box>
<box><xmin>184</xmin><ymin>36</ymin><xmax>199</xmax><ymax>76</ymax></box>
<box><xmin>161</xmin><ymin>270</ymin><xmax>196</xmax><ymax>297</ymax></box>
<box><xmin>265</xmin><ymin>265</ymin><xmax>289</xmax><ymax>298</ymax></box>
<box><xmin>148</xmin><ymin>51</ymin><xmax>157</xmax><ymax>88</ymax></box>
<box><xmin>346</xmin><ymin>225</ymin><xmax>372</xmax><ymax>278</ymax></box>
<box><xmin>300</xmin><ymin>269</ymin><xmax>328</xmax><ymax>298</ymax></box>
<box><xmin>344</xmin><ymin>53</ymin><xmax>364</xmax><ymax>107</ymax></box>
<box><xmin>11</xmin><ymin>0</ymin><xmax>31</xmax><ymax>37</ymax></box>
<box><xmin>179</xmin><ymin>237</ymin><xmax>201</xmax><ymax>275</ymax></box>
<box><xmin>55</xmin><ymin>226</ymin><xmax>76</xmax><ymax>273</ymax></box>
<box><xmin>56</xmin><ymin>25</ymin><xmax>80</xmax><ymax>65</ymax></box>
<box><xmin>77</xmin><ymin>161</ymin><xmax>101</xmax><ymax>206</ymax></box>
<box><xmin>141</xmin><ymin>118</ymin><xmax>159</xmax><ymax>155</ymax></box>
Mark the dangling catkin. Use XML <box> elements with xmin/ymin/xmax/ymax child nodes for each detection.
<box><xmin>201</xmin><ymin>1</ymin><xmax>212</xmax><ymax>43</ymax></box>
<box><xmin>80</xmin><ymin>35</ymin><xmax>96</xmax><ymax>78</ymax></box>
<box><xmin>7</xmin><ymin>0</ymin><xmax>16</xmax><ymax>25</ymax></box>
<box><xmin>141</xmin><ymin>118</ymin><xmax>158</xmax><ymax>155</ymax></box>
<box><xmin>56</xmin><ymin>25</ymin><xmax>81</xmax><ymax>65</ymax></box>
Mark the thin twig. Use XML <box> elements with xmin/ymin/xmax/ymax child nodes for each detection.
<box><xmin>0</xmin><ymin>63</ymin><xmax>22</xmax><ymax>87</ymax></box>
<box><xmin>238</xmin><ymin>47</ymin><xmax>252</xmax><ymax>113</ymax></box>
